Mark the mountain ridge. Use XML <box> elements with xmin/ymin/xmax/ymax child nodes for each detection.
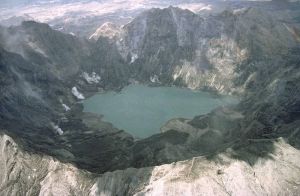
<box><xmin>0</xmin><ymin>5</ymin><xmax>299</xmax><ymax>195</ymax></box>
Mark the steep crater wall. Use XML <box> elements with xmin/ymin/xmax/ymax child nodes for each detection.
<box><xmin>0</xmin><ymin>5</ymin><xmax>299</xmax><ymax>182</ymax></box>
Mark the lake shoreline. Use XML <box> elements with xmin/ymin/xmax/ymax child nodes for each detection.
<box><xmin>83</xmin><ymin>84</ymin><xmax>239</xmax><ymax>138</ymax></box>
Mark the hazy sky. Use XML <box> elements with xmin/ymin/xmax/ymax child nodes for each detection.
<box><xmin>0</xmin><ymin>0</ymin><xmax>219</xmax><ymax>21</ymax></box>
<box><xmin>0</xmin><ymin>0</ymin><xmax>276</xmax><ymax>8</ymax></box>
<box><xmin>0</xmin><ymin>0</ymin><xmax>292</xmax><ymax>31</ymax></box>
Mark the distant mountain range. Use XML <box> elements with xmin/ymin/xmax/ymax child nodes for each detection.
<box><xmin>1</xmin><ymin>0</ymin><xmax>299</xmax><ymax>38</ymax></box>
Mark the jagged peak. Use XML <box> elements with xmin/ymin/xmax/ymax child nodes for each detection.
<box><xmin>21</xmin><ymin>20</ymin><xmax>51</xmax><ymax>30</ymax></box>
<box><xmin>124</xmin><ymin>6</ymin><xmax>197</xmax><ymax>30</ymax></box>
<box><xmin>89</xmin><ymin>22</ymin><xmax>121</xmax><ymax>40</ymax></box>
<box><xmin>145</xmin><ymin>6</ymin><xmax>195</xmax><ymax>16</ymax></box>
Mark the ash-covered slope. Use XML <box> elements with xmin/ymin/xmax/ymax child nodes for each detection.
<box><xmin>0</xmin><ymin>21</ymin><xmax>90</xmax><ymax>79</ymax></box>
<box><xmin>1</xmin><ymin>131</ymin><xmax>300</xmax><ymax>195</ymax></box>
<box><xmin>0</xmin><ymin>21</ymin><xmax>129</xmax><ymax>88</ymax></box>
<box><xmin>0</xmin><ymin>22</ymin><xmax>135</xmax><ymax>174</ymax></box>
<box><xmin>0</xmin><ymin>4</ymin><xmax>300</xmax><ymax>196</ymax></box>
<box><xmin>117</xmin><ymin>6</ymin><xmax>296</xmax><ymax>93</ymax></box>
<box><xmin>0</xmin><ymin>45</ymin><xmax>135</xmax><ymax>174</ymax></box>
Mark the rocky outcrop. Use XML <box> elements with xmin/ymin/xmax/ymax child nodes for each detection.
<box><xmin>89</xmin><ymin>22</ymin><xmax>121</xmax><ymax>41</ymax></box>
<box><xmin>1</xmin><ymin>132</ymin><xmax>299</xmax><ymax>196</ymax></box>
<box><xmin>91</xmin><ymin>137</ymin><xmax>300</xmax><ymax>196</ymax></box>
<box><xmin>0</xmin><ymin>21</ymin><xmax>91</xmax><ymax>79</ymax></box>
<box><xmin>0</xmin><ymin>46</ymin><xmax>135</xmax><ymax>173</ymax></box>
<box><xmin>117</xmin><ymin>7</ymin><xmax>296</xmax><ymax>93</ymax></box>
<box><xmin>0</xmin><ymin>21</ymin><xmax>129</xmax><ymax>89</ymax></box>
<box><xmin>0</xmin><ymin>132</ymin><xmax>95</xmax><ymax>196</ymax></box>
<box><xmin>0</xmin><ymin>4</ymin><xmax>300</xmax><ymax>196</ymax></box>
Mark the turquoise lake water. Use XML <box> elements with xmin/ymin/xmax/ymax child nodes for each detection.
<box><xmin>83</xmin><ymin>84</ymin><xmax>238</xmax><ymax>138</ymax></box>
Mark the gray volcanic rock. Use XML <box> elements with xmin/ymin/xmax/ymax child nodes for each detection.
<box><xmin>0</xmin><ymin>21</ymin><xmax>90</xmax><ymax>79</ymax></box>
<box><xmin>1</xmin><ymin>132</ymin><xmax>300</xmax><ymax>196</ymax></box>
<box><xmin>0</xmin><ymin>4</ymin><xmax>300</xmax><ymax>196</ymax></box>
<box><xmin>90</xmin><ymin>138</ymin><xmax>300</xmax><ymax>196</ymax></box>
<box><xmin>0</xmin><ymin>46</ymin><xmax>135</xmax><ymax>173</ymax></box>
<box><xmin>0</xmin><ymin>21</ymin><xmax>134</xmax><ymax>174</ymax></box>
<box><xmin>85</xmin><ymin>37</ymin><xmax>130</xmax><ymax>89</ymax></box>
<box><xmin>0</xmin><ymin>21</ymin><xmax>129</xmax><ymax>89</ymax></box>
<box><xmin>117</xmin><ymin>7</ymin><xmax>296</xmax><ymax>93</ymax></box>
<box><xmin>89</xmin><ymin>22</ymin><xmax>121</xmax><ymax>41</ymax></box>
<box><xmin>0</xmin><ymin>132</ymin><xmax>95</xmax><ymax>196</ymax></box>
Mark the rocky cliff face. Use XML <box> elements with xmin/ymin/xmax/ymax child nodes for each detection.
<box><xmin>0</xmin><ymin>3</ymin><xmax>300</xmax><ymax>196</ymax></box>
<box><xmin>0</xmin><ymin>45</ymin><xmax>135</xmax><ymax>174</ymax></box>
<box><xmin>0</xmin><ymin>21</ymin><xmax>130</xmax><ymax>89</ymax></box>
<box><xmin>1</xmin><ymin>132</ymin><xmax>300</xmax><ymax>196</ymax></box>
<box><xmin>116</xmin><ymin>6</ymin><xmax>296</xmax><ymax>93</ymax></box>
<box><xmin>0</xmin><ymin>21</ymin><xmax>91</xmax><ymax>79</ymax></box>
